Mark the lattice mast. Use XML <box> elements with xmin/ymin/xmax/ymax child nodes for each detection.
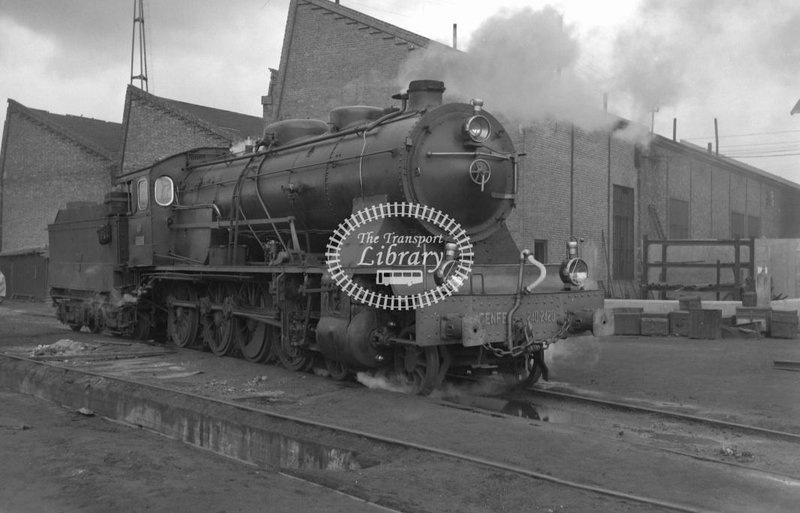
<box><xmin>130</xmin><ymin>0</ymin><xmax>149</xmax><ymax>91</ymax></box>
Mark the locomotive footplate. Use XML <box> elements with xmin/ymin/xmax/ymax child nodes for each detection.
<box><xmin>416</xmin><ymin>290</ymin><xmax>604</xmax><ymax>348</ymax></box>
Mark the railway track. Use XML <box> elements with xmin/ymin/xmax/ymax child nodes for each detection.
<box><xmin>5</xmin><ymin>348</ymin><xmax>799</xmax><ymax>513</ymax></box>
<box><xmin>529</xmin><ymin>384</ymin><xmax>800</xmax><ymax>443</ymax></box>
<box><xmin>4</xmin><ymin>315</ymin><xmax>799</xmax><ymax>513</ymax></box>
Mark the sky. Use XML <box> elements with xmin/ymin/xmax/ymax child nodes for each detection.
<box><xmin>1</xmin><ymin>0</ymin><xmax>799</xmax><ymax>185</ymax></box>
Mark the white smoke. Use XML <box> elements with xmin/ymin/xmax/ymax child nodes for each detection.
<box><xmin>356</xmin><ymin>370</ymin><xmax>416</xmax><ymax>394</ymax></box>
<box><xmin>398</xmin><ymin>6</ymin><xmax>626</xmax><ymax>135</ymax></box>
<box><xmin>544</xmin><ymin>334</ymin><xmax>600</xmax><ymax>368</ymax></box>
<box><xmin>398</xmin><ymin>1</ymin><xmax>800</xmax><ymax>156</ymax></box>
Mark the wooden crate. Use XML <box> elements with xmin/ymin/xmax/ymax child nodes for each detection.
<box><xmin>689</xmin><ymin>309</ymin><xmax>721</xmax><ymax>339</ymax></box>
<box><xmin>641</xmin><ymin>315</ymin><xmax>669</xmax><ymax>336</ymax></box>
<box><xmin>736</xmin><ymin>307</ymin><xmax>772</xmax><ymax>335</ymax></box>
<box><xmin>669</xmin><ymin>311</ymin><xmax>690</xmax><ymax>336</ymax></box>
<box><xmin>678</xmin><ymin>296</ymin><xmax>702</xmax><ymax>310</ymax></box>
<box><xmin>613</xmin><ymin>308</ymin><xmax>642</xmax><ymax>335</ymax></box>
<box><xmin>770</xmin><ymin>310</ymin><xmax>798</xmax><ymax>339</ymax></box>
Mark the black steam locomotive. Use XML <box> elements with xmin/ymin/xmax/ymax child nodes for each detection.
<box><xmin>48</xmin><ymin>80</ymin><xmax>602</xmax><ymax>394</ymax></box>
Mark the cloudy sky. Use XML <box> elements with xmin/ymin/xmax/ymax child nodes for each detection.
<box><xmin>1</xmin><ymin>0</ymin><xmax>799</xmax><ymax>184</ymax></box>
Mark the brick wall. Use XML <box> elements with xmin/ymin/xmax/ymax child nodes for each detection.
<box><xmin>513</xmin><ymin>121</ymin><xmax>573</xmax><ymax>263</ymax></box>
<box><xmin>1</xmin><ymin>112</ymin><xmax>112</xmax><ymax>252</ymax></box>
<box><xmin>121</xmin><ymin>99</ymin><xmax>231</xmax><ymax>175</ymax></box>
<box><xmin>690</xmin><ymin>164</ymin><xmax>712</xmax><ymax>238</ymax></box>
<box><xmin>272</xmin><ymin>0</ymin><xmax>428</xmax><ymax>123</ymax></box>
<box><xmin>507</xmin><ymin>120</ymin><xmax>639</xmax><ymax>284</ymax></box>
<box><xmin>643</xmin><ymin>141</ymin><xmax>796</xmax><ymax>240</ymax></box>
<box><xmin>270</xmin><ymin>0</ymin><xmax>799</xmax><ymax>288</ymax></box>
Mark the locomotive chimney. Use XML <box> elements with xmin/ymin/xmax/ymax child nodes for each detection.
<box><xmin>407</xmin><ymin>80</ymin><xmax>445</xmax><ymax>111</ymax></box>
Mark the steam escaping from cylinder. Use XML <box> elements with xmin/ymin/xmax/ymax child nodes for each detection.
<box><xmin>356</xmin><ymin>370</ymin><xmax>416</xmax><ymax>394</ymax></box>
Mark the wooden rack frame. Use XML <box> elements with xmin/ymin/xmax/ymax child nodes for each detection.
<box><xmin>641</xmin><ymin>236</ymin><xmax>755</xmax><ymax>300</ymax></box>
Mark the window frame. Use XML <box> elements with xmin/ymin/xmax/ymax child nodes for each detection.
<box><xmin>668</xmin><ymin>198</ymin><xmax>689</xmax><ymax>239</ymax></box>
<box><xmin>136</xmin><ymin>178</ymin><xmax>149</xmax><ymax>211</ymax></box>
<box><xmin>154</xmin><ymin>176</ymin><xmax>175</xmax><ymax>207</ymax></box>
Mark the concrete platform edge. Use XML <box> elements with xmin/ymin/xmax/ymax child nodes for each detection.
<box><xmin>0</xmin><ymin>354</ymin><xmax>365</xmax><ymax>471</ymax></box>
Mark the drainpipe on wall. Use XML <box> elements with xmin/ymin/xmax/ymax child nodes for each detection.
<box><xmin>570</xmin><ymin>124</ymin><xmax>575</xmax><ymax>237</ymax></box>
<box><xmin>0</xmin><ymin>114</ymin><xmax>10</xmax><ymax>251</ymax></box>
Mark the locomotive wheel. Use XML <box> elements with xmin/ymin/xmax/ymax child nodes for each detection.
<box><xmin>204</xmin><ymin>285</ymin><xmax>235</xmax><ymax>356</ymax></box>
<box><xmin>168</xmin><ymin>285</ymin><xmax>199</xmax><ymax>348</ymax></box>
<box><xmin>501</xmin><ymin>356</ymin><xmax>543</xmax><ymax>388</ymax></box>
<box><xmin>394</xmin><ymin>345</ymin><xmax>441</xmax><ymax>395</ymax></box>
<box><xmin>87</xmin><ymin>315</ymin><xmax>103</xmax><ymax>334</ymax></box>
<box><xmin>133</xmin><ymin>309</ymin><xmax>152</xmax><ymax>341</ymax></box>
<box><xmin>271</xmin><ymin>330</ymin><xmax>314</xmax><ymax>371</ymax></box>
<box><xmin>274</xmin><ymin>334</ymin><xmax>314</xmax><ymax>371</ymax></box>
<box><xmin>324</xmin><ymin>358</ymin><xmax>351</xmax><ymax>381</ymax></box>
<box><xmin>235</xmin><ymin>320</ymin><xmax>272</xmax><ymax>362</ymax></box>
<box><xmin>274</xmin><ymin>302</ymin><xmax>314</xmax><ymax>371</ymax></box>
<box><xmin>234</xmin><ymin>286</ymin><xmax>274</xmax><ymax>363</ymax></box>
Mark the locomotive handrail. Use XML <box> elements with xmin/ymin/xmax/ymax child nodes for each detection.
<box><xmin>425</xmin><ymin>150</ymin><xmax>516</xmax><ymax>160</ymax></box>
<box><xmin>172</xmin><ymin>202</ymin><xmax>223</xmax><ymax>219</ymax></box>
<box><xmin>427</xmin><ymin>150</ymin><xmax>520</xmax><ymax>196</ymax></box>
<box><xmin>506</xmin><ymin>249</ymin><xmax>547</xmax><ymax>349</ymax></box>
<box><xmin>246</xmin><ymin>110</ymin><xmax>416</xmax><ymax>158</ymax></box>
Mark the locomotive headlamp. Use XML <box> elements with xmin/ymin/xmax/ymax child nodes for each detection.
<box><xmin>559</xmin><ymin>258</ymin><xmax>589</xmax><ymax>288</ymax></box>
<box><xmin>559</xmin><ymin>237</ymin><xmax>588</xmax><ymax>289</ymax></box>
<box><xmin>464</xmin><ymin>115</ymin><xmax>491</xmax><ymax>144</ymax></box>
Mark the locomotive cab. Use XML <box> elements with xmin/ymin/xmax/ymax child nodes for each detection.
<box><xmin>119</xmin><ymin>148</ymin><xmax>229</xmax><ymax>267</ymax></box>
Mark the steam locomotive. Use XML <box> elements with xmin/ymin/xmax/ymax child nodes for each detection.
<box><xmin>48</xmin><ymin>80</ymin><xmax>603</xmax><ymax>394</ymax></box>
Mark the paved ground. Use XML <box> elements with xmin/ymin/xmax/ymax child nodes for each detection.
<box><xmin>542</xmin><ymin>332</ymin><xmax>800</xmax><ymax>433</ymax></box>
<box><xmin>2</xmin><ymin>298</ymin><xmax>800</xmax><ymax>513</ymax></box>
<box><xmin>2</xmin><ymin>298</ymin><xmax>799</xmax><ymax>432</ymax></box>
<box><xmin>0</xmin><ymin>390</ymin><xmax>392</xmax><ymax>513</ymax></box>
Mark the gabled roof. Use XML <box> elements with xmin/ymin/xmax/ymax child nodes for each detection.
<box><xmin>125</xmin><ymin>85</ymin><xmax>264</xmax><ymax>141</ymax></box>
<box><xmin>5</xmin><ymin>99</ymin><xmax>121</xmax><ymax>160</ymax></box>
<box><xmin>271</xmin><ymin>0</ymin><xmax>452</xmax><ymax>120</ymax></box>
<box><xmin>653</xmin><ymin>134</ymin><xmax>800</xmax><ymax>192</ymax></box>
<box><xmin>300</xmin><ymin>0</ymin><xmax>442</xmax><ymax>49</ymax></box>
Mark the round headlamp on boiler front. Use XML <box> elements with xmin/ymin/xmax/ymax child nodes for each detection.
<box><xmin>559</xmin><ymin>237</ymin><xmax>588</xmax><ymax>289</ymax></box>
<box><xmin>559</xmin><ymin>258</ymin><xmax>589</xmax><ymax>288</ymax></box>
<box><xmin>463</xmin><ymin>115</ymin><xmax>492</xmax><ymax>144</ymax></box>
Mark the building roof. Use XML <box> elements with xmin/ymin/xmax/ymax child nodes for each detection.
<box><xmin>270</xmin><ymin>0</ymin><xmax>451</xmax><ymax>120</ymax></box>
<box><xmin>5</xmin><ymin>99</ymin><xmax>121</xmax><ymax>161</ymax></box>
<box><xmin>124</xmin><ymin>85</ymin><xmax>264</xmax><ymax>142</ymax></box>
<box><xmin>653</xmin><ymin>134</ymin><xmax>800</xmax><ymax>192</ymax></box>
<box><xmin>300</xmin><ymin>0</ymin><xmax>439</xmax><ymax>49</ymax></box>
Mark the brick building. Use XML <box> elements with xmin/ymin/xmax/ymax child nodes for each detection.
<box><xmin>2</xmin><ymin>0</ymin><xmax>797</xmax><ymax>299</ymax></box>
<box><xmin>0</xmin><ymin>100</ymin><xmax>121</xmax><ymax>298</ymax></box>
<box><xmin>264</xmin><ymin>0</ymin><xmax>800</xmax><ymax>296</ymax></box>
<box><xmin>121</xmin><ymin>85</ymin><xmax>263</xmax><ymax>176</ymax></box>
<box><xmin>0</xmin><ymin>100</ymin><xmax>121</xmax><ymax>253</ymax></box>
<box><xmin>0</xmin><ymin>88</ymin><xmax>263</xmax><ymax>298</ymax></box>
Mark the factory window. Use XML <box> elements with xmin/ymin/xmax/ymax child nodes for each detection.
<box><xmin>154</xmin><ymin>176</ymin><xmax>174</xmax><ymax>206</ymax></box>
<box><xmin>747</xmin><ymin>215</ymin><xmax>761</xmax><ymax>238</ymax></box>
<box><xmin>136</xmin><ymin>178</ymin><xmax>149</xmax><ymax>211</ymax></box>
<box><xmin>668</xmin><ymin>198</ymin><xmax>689</xmax><ymax>239</ymax></box>
<box><xmin>731</xmin><ymin>212</ymin><xmax>745</xmax><ymax>238</ymax></box>
<box><xmin>613</xmin><ymin>185</ymin><xmax>635</xmax><ymax>279</ymax></box>
<box><xmin>533</xmin><ymin>240</ymin><xmax>548</xmax><ymax>263</ymax></box>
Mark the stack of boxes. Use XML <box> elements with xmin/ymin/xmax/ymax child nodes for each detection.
<box><xmin>611</xmin><ymin>297</ymin><xmax>798</xmax><ymax>339</ymax></box>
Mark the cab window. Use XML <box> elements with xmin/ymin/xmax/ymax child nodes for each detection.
<box><xmin>154</xmin><ymin>176</ymin><xmax>174</xmax><ymax>206</ymax></box>
<box><xmin>136</xmin><ymin>178</ymin><xmax>149</xmax><ymax>211</ymax></box>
